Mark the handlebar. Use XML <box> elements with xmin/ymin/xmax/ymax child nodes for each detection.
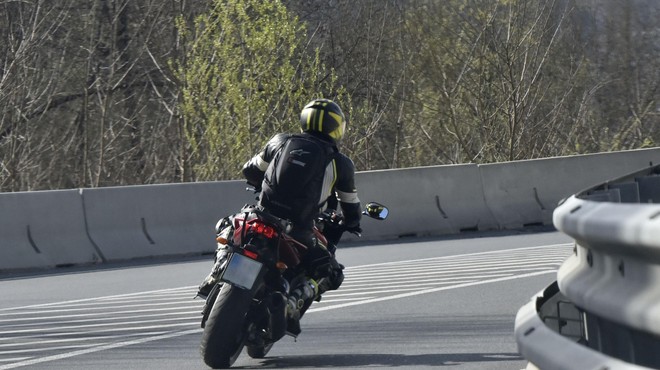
<box><xmin>317</xmin><ymin>211</ymin><xmax>362</xmax><ymax>237</ymax></box>
<box><xmin>246</xmin><ymin>185</ymin><xmax>261</xmax><ymax>193</ymax></box>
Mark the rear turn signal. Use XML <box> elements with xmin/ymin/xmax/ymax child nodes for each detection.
<box><xmin>276</xmin><ymin>261</ymin><xmax>288</xmax><ymax>272</ymax></box>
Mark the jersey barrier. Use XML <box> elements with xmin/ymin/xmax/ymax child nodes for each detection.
<box><xmin>1</xmin><ymin>147</ymin><xmax>659</xmax><ymax>272</ymax></box>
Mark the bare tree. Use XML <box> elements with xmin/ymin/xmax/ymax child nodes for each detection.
<box><xmin>0</xmin><ymin>0</ymin><xmax>657</xmax><ymax>191</ymax></box>
<box><xmin>404</xmin><ymin>0</ymin><xmax>584</xmax><ymax>164</ymax></box>
<box><xmin>285</xmin><ymin>0</ymin><xmax>413</xmax><ymax>170</ymax></box>
<box><xmin>574</xmin><ymin>0</ymin><xmax>659</xmax><ymax>152</ymax></box>
<box><xmin>0</xmin><ymin>0</ymin><xmax>205</xmax><ymax>191</ymax></box>
<box><xmin>0</xmin><ymin>1</ymin><xmax>79</xmax><ymax>190</ymax></box>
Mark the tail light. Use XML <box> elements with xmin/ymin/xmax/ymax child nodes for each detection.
<box><xmin>247</xmin><ymin>220</ymin><xmax>278</xmax><ymax>239</ymax></box>
<box><xmin>233</xmin><ymin>217</ymin><xmax>279</xmax><ymax>241</ymax></box>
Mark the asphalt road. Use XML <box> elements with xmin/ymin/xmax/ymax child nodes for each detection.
<box><xmin>0</xmin><ymin>230</ymin><xmax>573</xmax><ymax>370</ymax></box>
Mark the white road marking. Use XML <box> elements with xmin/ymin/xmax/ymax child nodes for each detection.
<box><xmin>0</xmin><ymin>317</ymin><xmax>200</xmax><ymax>335</ymax></box>
<box><xmin>0</xmin><ymin>322</ymin><xmax>199</xmax><ymax>342</ymax></box>
<box><xmin>0</xmin><ymin>305</ymin><xmax>198</xmax><ymax>319</ymax></box>
<box><xmin>0</xmin><ymin>310</ymin><xmax>200</xmax><ymax>327</ymax></box>
<box><xmin>0</xmin><ymin>329</ymin><xmax>201</xmax><ymax>370</ymax></box>
<box><xmin>0</xmin><ymin>332</ymin><xmax>170</xmax><ymax>348</ymax></box>
<box><xmin>309</xmin><ymin>269</ymin><xmax>557</xmax><ymax>313</ymax></box>
<box><xmin>0</xmin><ymin>242</ymin><xmax>573</xmax><ymax>369</ymax></box>
<box><xmin>0</xmin><ymin>286</ymin><xmax>196</xmax><ymax>312</ymax></box>
<box><xmin>0</xmin><ymin>358</ymin><xmax>32</xmax><ymax>364</ymax></box>
<box><xmin>0</xmin><ymin>300</ymin><xmax>200</xmax><ymax>317</ymax></box>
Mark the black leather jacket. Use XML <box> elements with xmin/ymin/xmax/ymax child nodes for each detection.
<box><xmin>242</xmin><ymin>132</ymin><xmax>361</xmax><ymax>229</ymax></box>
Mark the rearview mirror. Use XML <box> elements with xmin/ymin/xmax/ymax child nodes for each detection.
<box><xmin>363</xmin><ymin>202</ymin><xmax>389</xmax><ymax>220</ymax></box>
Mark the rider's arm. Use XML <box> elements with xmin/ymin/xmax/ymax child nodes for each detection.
<box><xmin>242</xmin><ymin>133</ymin><xmax>290</xmax><ymax>188</ymax></box>
<box><xmin>242</xmin><ymin>153</ymin><xmax>267</xmax><ymax>188</ymax></box>
<box><xmin>334</xmin><ymin>154</ymin><xmax>361</xmax><ymax>228</ymax></box>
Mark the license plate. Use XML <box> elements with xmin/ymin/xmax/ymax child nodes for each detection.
<box><xmin>220</xmin><ymin>253</ymin><xmax>263</xmax><ymax>290</ymax></box>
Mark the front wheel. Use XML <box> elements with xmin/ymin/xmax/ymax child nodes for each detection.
<box><xmin>200</xmin><ymin>284</ymin><xmax>253</xmax><ymax>368</ymax></box>
<box><xmin>246</xmin><ymin>342</ymin><xmax>274</xmax><ymax>359</ymax></box>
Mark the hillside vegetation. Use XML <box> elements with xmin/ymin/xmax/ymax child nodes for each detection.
<box><xmin>0</xmin><ymin>0</ymin><xmax>657</xmax><ymax>191</ymax></box>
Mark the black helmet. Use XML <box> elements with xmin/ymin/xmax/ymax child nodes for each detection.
<box><xmin>299</xmin><ymin>99</ymin><xmax>346</xmax><ymax>141</ymax></box>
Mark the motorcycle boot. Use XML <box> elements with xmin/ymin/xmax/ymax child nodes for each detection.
<box><xmin>197</xmin><ymin>221</ymin><xmax>234</xmax><ymax>298</ymax></box>
<box><xmin>196</xmin><ymin>244</ymin><xmax>230</xmax><ymax>298</ymax></box>
<box><xmin>286</xmin><ymin>278</ymin><xmax>318</xmax><ymax>336</ymax></box>
<box><xmin>316</xmin><ymin>256</ymin><xmax>345</xmax><ymax>297</ymax></box>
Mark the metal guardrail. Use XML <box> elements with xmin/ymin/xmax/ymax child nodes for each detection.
<box><xmin>515</xmin><ymin>165</ymin><xmax>660</xmax><ymax>369</ymax></box>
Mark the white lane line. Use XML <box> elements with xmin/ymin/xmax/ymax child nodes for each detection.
<box><xmin>307</xmin><ymin>269</ymin><xmax>557</xmax><ymax>313</ymax></box>
<box><xmin>335</xmin><ymin>275</ymin><xmax>509</xmax><ymax>291</ymax></box>
<box><xmin>317</xmin><ymin>297</ymin><xmax>376</xmax><ymax>303</ymax></box>
<box><xmin>0</xmin><ymin>330</ymin><xmax>173</xmax><ymax>345</ymax></box>
<box><xmin>0</xmin><ymin>323</ymin><xmax>199</xmax><ymax>350</ymax></box>
<box><xmin>346</xmin><ymin>264</ymin><xmax>561</xmax><ymax>282</ymax></box>
<box><xmin>0</xmin><ymin>286</ymin><xmax>198</xmax><ymax>312</ymax></box>
<box><xmin>0</xmin><ymin>300</ymin><xmax>201</xmax><ymax>317</ymax></box>
<box><xmin>346</xmin><ymin>253</ymin><xmax>569</xmax><ymax>276</ymax></box>
<box><xmin>0</xmin><ymin>300</ymin><xmax>201</xmax><ymax>316</ymax></box>
<box><xmin>0</xmin><ymin>332</ymin><xmax>170</xmax><ymax>348</ymax></box>
<box><xmin>0</xmin><ymin>317</ymin><xmax>198</xmax><ymax>335</ymax></box>
<box><xmin>320</xmin><ymin>281</ymin><xmax>481</xmax><ymax>297</ymax></box>
<box><xmin>336</xmin><ymin>273</ymin><xmax>514</xmax><ymax>290</ymax></box>
<box><xmin>0</xmin><ymin>310</ymin><xmax>200</xmax><ymax>329</ymax></box>
<box><xmin>0</xmin><ymin>305</ymin><xmax>201</xmax><ymax>324</ymax></box>
<box><xmin>0</xmin><ymin>329</ymin><xmax>201</xmax><ymax>370</ymax></box>
<box><xmin>345</xmin><ymin>255</ymin><xmax>569</xmax><ymax>276</ymax></box>
<box><xmin>0</xmin><ymin>344</ymin><xmax>102</xmax><ymax>355</ymax></box>
<box><xmin>28</xmin><ymin>295</ymin><xmax>195</xmax><ymax>308</ymax></box>
<box><xmin>0</xmin><ymin>359</ymin><xmax>32</xmax><ymax>364</ymax></box>
<box><xmin>345</xmin><ymin>243</ymin><xmax>573</xmax><ymax>270</ymax></box>
<box><xmin>0</xmin><ymin>300</ymin><xmax>204</xmax><ymax>322</ymax></box>
<box><xmin>97</xmin><ymin>291</ymin><xmax>195</xmax><ymax>301</ymax></box>
<box><xmin>347</xmin><ymin>253</ymin><xmax>570</xmax><ymax>272</ymax></box>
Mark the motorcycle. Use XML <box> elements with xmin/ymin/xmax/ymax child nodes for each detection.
<box><xmin>198</xmin><ymin>201</ymin><xmax>389</xmax><ymax>368</ymax></box>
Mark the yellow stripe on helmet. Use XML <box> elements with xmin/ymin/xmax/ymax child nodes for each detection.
<box><xmin>327</xmin><ymin>111</ymin><xmax>344</xmax><ymax>140</ymax></box>
<box><xmin>305</xmin><ymin>108</ymin><xmax>313</xmax><ymax>131</ymax></box>
<box><xmin>318</xmin><ymin>110</ymin><xmax>324</xmax><ymax>132</ymax></box>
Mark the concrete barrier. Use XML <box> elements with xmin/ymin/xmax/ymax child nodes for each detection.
<box><xmin>349</xmin><ymin>164</ymin><xmax>498</xmax><ymax>241</ymax></box>
<box><xmin>2</xmin><ymin>147</ymin><xmax>660</xmax><ymax>272</ymax></box>
<box><xmin>480</xmin><ymin>148</ymin><xmax>660</xmax><ymax>229</ymax></box>
<box><xmin>82</xmin><ymin>181</ymin><xmax>254</xmax><ymax>261</ymax></box>
<box><xmin>0</xmin><ymin>189</ymin><xmax>101</xmax><ymax>271</ymax></box>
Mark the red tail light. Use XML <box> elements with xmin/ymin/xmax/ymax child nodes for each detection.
<box><xmin>233</xmin><ymin>219</ymin><xmax>277</xmax><ymax>239</ymax></box>
<box><xmin>249</xmin><ymin>220</ymin><xmax>278</xmax><ymax>238</ymax></box>
<box><xmin>232</xmin><ymin>217</ymin><xmax>279</xmax><ymax>245</ymax></box>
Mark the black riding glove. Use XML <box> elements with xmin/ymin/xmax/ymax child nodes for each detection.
<box><xmin>345</xmin><ymin>224</ymin><xmax>362</xmax><ymax>235</ymax></box>
<box><xmin>326</xmin><ymin>257</ymin><xmax>345</xmax><ymax>291</ymax></box>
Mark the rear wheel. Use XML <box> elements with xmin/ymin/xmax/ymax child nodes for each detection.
<box><xmin>200</xmin><ymin>284</ymin><xmax>253</xmax><ymax>368</ymax></box>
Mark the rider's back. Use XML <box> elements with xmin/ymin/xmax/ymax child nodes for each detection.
<box><xmin>259</xmin><ymin>132</ymin><xmax>335</xmax><ymax>228</ymax></box>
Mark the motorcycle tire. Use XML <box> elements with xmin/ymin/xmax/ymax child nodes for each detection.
<box><xmin>200</xmin><ymin>284</ymin><xmax>222</xmax><ymax>329</ymax></box>
<box><xmin>200</xmin><ymin>284</ymin><xmax>253</xmax><ymax>369</ymax></box>
<box><xmin>246</xmin><ymin>342</ymin><xmax>274</xmax><ymax>359</ymax></box>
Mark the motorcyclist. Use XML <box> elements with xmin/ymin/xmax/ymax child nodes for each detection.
<box><xmin>197</xmin><ymin>99</ymin><xmax>362</xmax><ymax>331</ymax></box>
